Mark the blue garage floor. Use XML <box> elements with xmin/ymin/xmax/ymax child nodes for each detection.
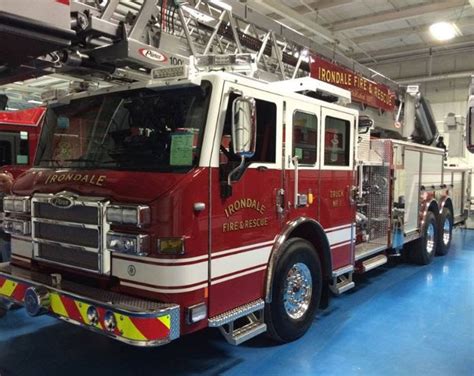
<box><xmin>1</xmin><ymin>229</ymin><xmax>473</xmax><ymax>376</ymax></box>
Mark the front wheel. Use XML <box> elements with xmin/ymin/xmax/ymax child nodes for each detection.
<box><xmin>437</xmin><ymin>207</ymin><xmax>453</xmax><ymax>256</ymax></box>
<box><xmin>411</xmin><ymin>211</ymin><xmax>438</xmax><ymax>265</ymax></box>
<box><xmin>265</xmin><ymin>238</ymin><xmax>322</xmax><ymax>343</ymax></box>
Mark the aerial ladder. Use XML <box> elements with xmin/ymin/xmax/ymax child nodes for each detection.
<box><xmin>0</xmin><ymin>0</ymin><xmax>396</xmax><ymax>90</ymax></box>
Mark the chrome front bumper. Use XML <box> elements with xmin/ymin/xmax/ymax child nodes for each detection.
<box><xmin>0</xmin><ymin>263</ymin><xmax>180</xmax><ymax>347</ymax></box>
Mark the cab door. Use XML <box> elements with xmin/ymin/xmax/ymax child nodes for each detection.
<box><xmin>285</xmin><ymin>100</ymin><xmax>321</xmax><ymax>221</ymax></box>
<box><xmin>319</xmin><ymin>107</ymin><xmax>357</xmax><ymax>269</ymax></box>
<box><xmin>208</xmin><ymin>82</ymin><xmax>284</xmax><ymax>317</ymax></box>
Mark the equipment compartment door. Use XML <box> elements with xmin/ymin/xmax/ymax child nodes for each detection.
<box><xmin>208</xmin><ymin>82</ymin><xmax>284</xmax><ymax>317</ymax></box>
<box><xmin>320</xmin><ymin>107</ymin><xmax>356</xmax><ymax>269</ymax></box>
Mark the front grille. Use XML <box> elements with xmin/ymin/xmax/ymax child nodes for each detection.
<box><xmin>34</xmin><ymin>222</ymin><xmax>99</xmax><ymax>248</ymax></box>
<box><xmin>32</xmin><ymin>194</ymin><xmax>107</xmax><ymax>273</ymax></box>
<box><xmin>34</xmin><ymin>202</ymin><xmax>98</xmax><ymax>224</ymax></box>
<box><xmin>38</xmin><ymin>243</ymin><xmax>99</xmax><ymax>271</ymax></box>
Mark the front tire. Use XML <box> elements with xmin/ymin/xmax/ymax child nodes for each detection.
<box><xmin>265</xmin><ymin>238</ymin><xmax>322</xmax><ymax>343</ymax></box>
<box><xmin>437</xmin><ymin>207</ymin><xmax>453</xmax><ymax>256</ymax></box>
<box><xmin>411</xmin><ymin>211</ymin><xmax>438</xmax><ymax>265</ymax></box>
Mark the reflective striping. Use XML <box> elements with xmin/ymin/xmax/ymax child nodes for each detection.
<box><xmin>326</xmin><ymin>226</ymin><xmax>353</xmax><ymax>246</ymax></box>
<box><xmin>0</xmin><ymin>280</ymin><xmax>18</xmax><ymax>297</ymax></box>
<box><xmin>50</xmin><ymin>293</ymin><xmax>68</xmax><ymax>317</ymax></box>
<box><xmin>211</xmin><ymin>246</ymin><xmax>272</xmax><ymax>280</ymax></box>
<box><xmin>0</xmin><ymin>274</ymin><xmax>175</xmax><ymax>344</ymax></box>
<box><xmin>116</xmin><ymin>315</ymin><xmax>147</xmax><ymax>341</ymax></box>
<box><xmin>75</xmin><ymin>300</ymin><xmax>90</xmax><ymax>324</ymax></box>
<box><xmin>158</xmin><ymin>315</ymin><xmax>171</xmax><ymax>329</ymax></box>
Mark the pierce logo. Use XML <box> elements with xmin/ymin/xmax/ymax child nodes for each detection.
<box><xmin>50</xmin><ymin>195</ymin><xmax>74</xmax><ymax>209</ymax></box>
<box><xmin>138</xmin><ymin>48</ymin><xmax>167</xmax><ymax>62</ymax></box>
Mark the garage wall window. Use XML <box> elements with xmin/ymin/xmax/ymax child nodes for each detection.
<box><xmin>293</xmin><ymin>111</ymin><xmax>317</xmax><ymax>165</ymax></box>
<box><xmin>324</xmin><ymin>116</ymin><xmax>350</xmax><ymax>166</ymax></box>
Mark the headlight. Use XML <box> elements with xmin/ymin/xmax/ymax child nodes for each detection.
<box><xmin>3</xmin><ymin>196</ymin><xmax>30</xmax><ymax>213</ymax></box>
<box><xmin>106</xmin><ymin>205</ymin><xmax>150</xmax><ymax>227</ymax></box>
<box><xmin>106</xmin><ymin>232</ymin><xmax>150</xmax><ymax>256</ymax></box>
<box><xmin>3</xmin><ymin>219</ymin><xmax>30</xmax><ymax>235</ymax></box>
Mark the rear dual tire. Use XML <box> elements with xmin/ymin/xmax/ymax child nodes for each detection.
<box><xmin>410</xmin><ymin>211</ymin><xmax>438</xmax><ymax>265</ymax></box>
<box><xmin>436</xmin><ymin>207</ymin><xmax>453</xmax><ymax>256</ymax></box>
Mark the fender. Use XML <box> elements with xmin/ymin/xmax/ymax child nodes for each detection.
<box><xmin>419</xmin><ymin>196</ymin><xmax>439</xmax><ymax>227</ymax></box>
<box><xmin>264</xmin><ymin>217</ymin><xmax>332</xmax><ymax>303</ymax></box>
<box><xmin>438</xmin><ymin>195</ymin><xmax>453</xmax><ymax>215</ymax></box>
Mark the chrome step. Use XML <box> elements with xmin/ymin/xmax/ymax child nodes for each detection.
<box><xmin>362</xmin><ymin>254</ymin><xmax>388</xmax><ymax>272</ymax></box>
<box><xmin>208</xmin><ymin>299</ymin><xmax>264</xmax><ymax>327</ymax></box>
<box><xmin>330</xmin><ymin>272</ymin><xmax>355</xmax><ymax>295</ymax></box>
<box><xmin>222</xmin><ymin>321</ymin><xmax>267</xmax><ymax>346</ymax></box>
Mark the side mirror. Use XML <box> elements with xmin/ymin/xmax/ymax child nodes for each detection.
<box><xmin>232</xmin><ymin>96</ymin><xmax>256</xmax><ymax>158</ymax></box>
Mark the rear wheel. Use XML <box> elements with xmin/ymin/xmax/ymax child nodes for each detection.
<box><xmin>265</xmin><ymin>238</ymin><xmax>322</xmax><ymax>343</ymax></box>
<box><xmin>411</xmin><ymin>211</ymin><xmax>438</xmax><ymax>265</ymax></box>
<box><xmin>437</xmin><ymin>207</ymin><xmax>453</xmax><ymax>256</ymax></box>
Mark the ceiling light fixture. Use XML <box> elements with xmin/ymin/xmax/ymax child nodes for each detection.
<box><xmin>429</xmin><ymin>22</ymin><xmax>460</xmax><ymax>41</ymax></box>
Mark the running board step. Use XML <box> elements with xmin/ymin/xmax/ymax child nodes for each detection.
<box><xmin>208</xmin><ymin>299</ymin><xmax>264</xmax><ymax>327</ymax></box>
<box><xmin>330</xmin><ymin>272</ymin><xmax>355</xmax><ymax>295</ymax></box>
<box><xmin>220</xmin><ymin>320</ymin><xmax>267</xmax><ymax>346</ymax></box>
<box><xmin>209</xmin><ymin>299</ymin><xmax>267</xmax><ymax>345</ymax></box>
<box><xmin>361</xmin><ymin>254</ymin><xmax>388</xmax><ymax>272</ymax></box>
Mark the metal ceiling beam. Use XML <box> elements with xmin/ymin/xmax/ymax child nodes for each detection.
<box><xmin>397</xmin><ymin>71</ymin><xmax>473</xmax><ymax>84</ymax></box>
<box><xmin>291</xmin><ymin>0</ymin><xmax>354</xmax><ymax>13</ymax></box>
<box><xmin>331</xmin><ymin>0</ymin><xmax>467</xmax><ymax>32</ymax></box>
<box><xmin>251</xmin><ymin>0</ymin><xmax>347</xmax><ymax>48</ymax></box>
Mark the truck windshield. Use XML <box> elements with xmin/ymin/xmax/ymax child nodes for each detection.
<box><xmin>36</xmin><ymin>81</ymin><xmax>212</xmax><ymax>172</ymax></box>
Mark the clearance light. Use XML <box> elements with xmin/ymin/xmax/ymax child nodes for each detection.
<box><xmin>429</xmin><ymin>22</ymin><xmax>460</xmax><ymax>41</ymax></box>
<box><xmin>157</xmin><ymin>238</ymin><xmax>185</xmax><ymax>255</ymax></box>
<box><xmin>187</xmin><ymin>303</ymin><xmax>207</xmax><ymax>324</ymax></box>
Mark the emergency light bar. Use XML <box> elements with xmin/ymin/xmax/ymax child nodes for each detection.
<box><xmin>191</xmin><ymin>53</ymin><xmax>257</xmax><ymax>74</ymax></box>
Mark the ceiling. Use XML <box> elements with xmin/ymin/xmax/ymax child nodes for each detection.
<box><xmin>1</xmin><ymin>0</ymin><xmax>473</xmax><ymax>110</ymax></box>
<box><xmin>246</xmin><ymin>0</ymin><xmax>474</xmax><ymax>75</ymax></box>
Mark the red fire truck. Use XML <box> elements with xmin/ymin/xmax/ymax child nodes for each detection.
<box><xmin>0</xmin><ymin>107</ymin><xmax>45</xmax><ymax>177</ymax></box>
<box><xmin>0</xmin><ymin>0</ymin><xmax>470</xmax><ymax>347</ymax></box>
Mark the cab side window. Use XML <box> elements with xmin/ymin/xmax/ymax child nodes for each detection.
<box><xmin>293</xmin><ymin>111</ymin><xmax>317</xmax><ymax>165</ymax></box>
<box><xmin>324</xmin><ymin>116</ymin><xmax>350</xmax><ymax>166</ymax></box>
<box><xmin>221</xmin><ymin>94</ymin><xmax>277</xmax><ymax>164</ymax></box>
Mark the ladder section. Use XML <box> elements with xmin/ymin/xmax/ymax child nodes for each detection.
<box><xmin>65</xmin><ymin>0</ymin><xmax>314</xmax><ymax>81</ymax></box>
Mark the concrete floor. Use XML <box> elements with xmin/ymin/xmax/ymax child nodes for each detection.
<box><xmin>1</xmin><ymin>229</ymin><xmax>473</xmax><ymax>376</ymax></box>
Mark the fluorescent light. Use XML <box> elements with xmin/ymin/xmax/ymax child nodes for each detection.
<box><xmin>429</xmin><ymin>22</ymin><xmax>460</xmax><ymax>41</ymax></box>
<box><xmin>208</xmin><ymin>0</ymin><xmax>232</xmax><ymax>11</ymax></box>
<box><xmin>27</xmin><ymin>99</ymin><xmax>43</xmax><ymax>104</ymax></box>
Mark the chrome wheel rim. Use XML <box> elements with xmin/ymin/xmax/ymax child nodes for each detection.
<box><xmin>283</xmin><ymin>263</ymin><xmax>312</xmax><ymax>320</ymax></box>
<box><xmin>443</xmin><ymin>218</ymin><xmax>451</xmax><ymax>246</ymax></box>
<box><xmin>426</xmin><ymin>223</ymin><xmax>435</xmax><ymax>255</ymax></box>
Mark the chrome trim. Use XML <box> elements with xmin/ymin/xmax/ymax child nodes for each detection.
<box><xmin>208</xmin><ymin>299</ymin><xmax>264</xmax><ymax>327</ymax></box>
<box><xmin>32</xmin><ymin>217</ymin><xmax>100</xmax><ymax>230</ymax></box>
<box><xmin>332</xmin><ymin>265</ymin><xmax>354</xmax><ymax>278</ymax></box>
<box><xmin>31</xmin><ymin>192</ymin><xmax>111</xmax><ymax>274</ymax></box>
<box><xmin>283</xmin><ymin>262</ymin><xmax>312</xmax><ymax>320</ymax></box>
<box><xmin>34</xmin><ymin>238</ymin><xmax>99</xmax><ymax>253</ymax></box>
